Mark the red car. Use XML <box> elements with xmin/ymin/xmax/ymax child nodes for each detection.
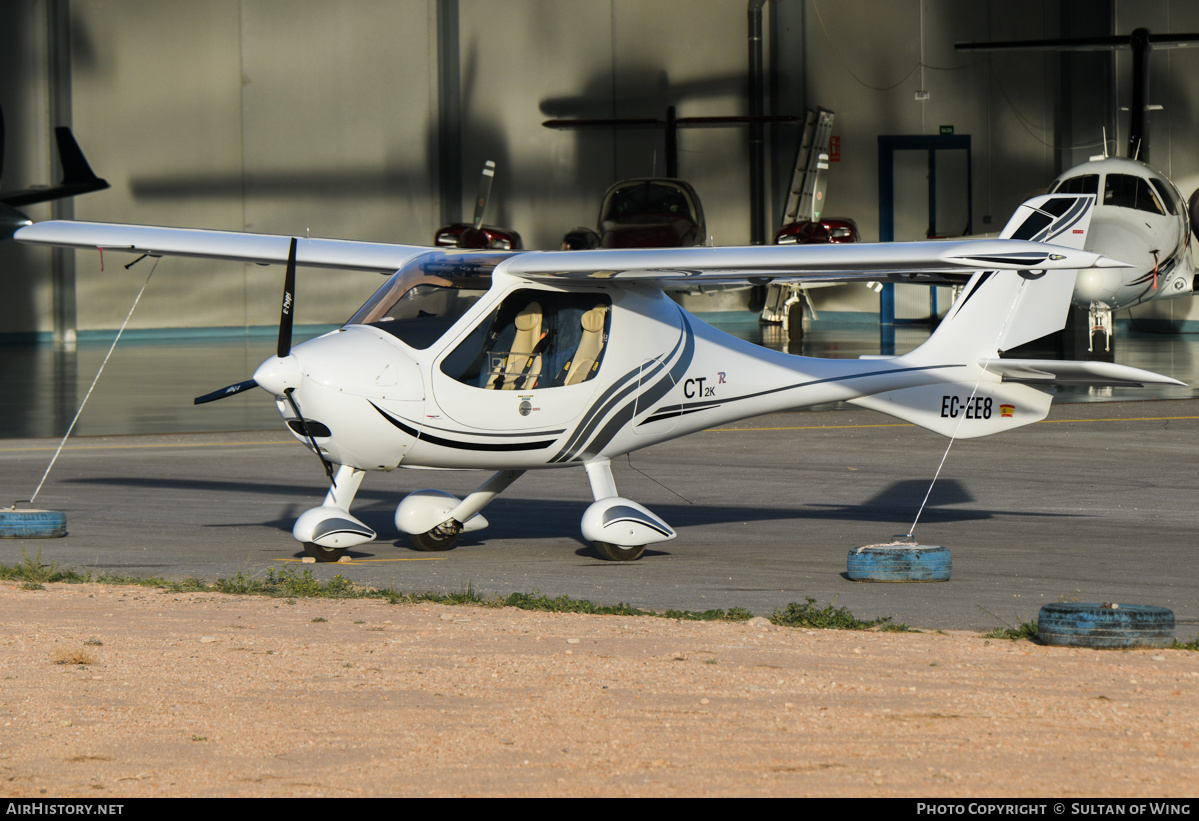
<box><xmin>433</xmin><ymin>223</ymin><xmax>523</xmax><ymax>251</ymax></box>
<box><xmin>773</xmin><ymin>218</ymin><xmax>859</xmax><ymax>245</ymax></box>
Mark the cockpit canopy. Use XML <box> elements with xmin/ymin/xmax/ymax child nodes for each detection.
<box><xmin>597</xmin><ymin>178</ymin><xmax>706</xmax><ymax>248</ymax></box>
<box><xmin>346</xmin><ymin>251</ymin><xmax>508</xmax><ymax>349</ymax></box>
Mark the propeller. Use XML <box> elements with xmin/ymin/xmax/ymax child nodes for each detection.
<box><xmin>193</xmin><ymin>236</ymin><xmax>299</xmax><ymax>405</ymax></box>
<box><xmin>277</xmin><ymin>236</ymin><xmax>297</xmax><ymax>358</ymax></box>
<box><xmin>192</xmin><ymin>237</ymin><xmax>336</xmax><ymax>485</ymax></box>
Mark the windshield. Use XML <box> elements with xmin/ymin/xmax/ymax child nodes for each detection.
<box><xmin>1103</xmin><ymin>173</ymin><xmax>1166</xmax><ymax>215</ymax></box>
<box><xmin>1051</xmin><ymin>174</ymin><xmax>1099</xmax><ymax>196</ymax></box>
<box><xmin>346</xmin><ymin>251</ymin><xmax>508</xmax><ymax>349</ymax></box>
<box><xmin>602</xmin><ymin>181</ymin><xmax>698</xmax><ymax>221</ymax></box>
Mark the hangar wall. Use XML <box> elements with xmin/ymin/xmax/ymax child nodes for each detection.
<box><xmin>1</xmin><ymin>0</ymin><xmax>1197</xmax><ymax>336</ymax></box>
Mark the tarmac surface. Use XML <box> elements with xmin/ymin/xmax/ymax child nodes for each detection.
<box><xmin>2</xmin><ymin>398</ymin><xmax>1196</xmax><ymax>635</ymax></box>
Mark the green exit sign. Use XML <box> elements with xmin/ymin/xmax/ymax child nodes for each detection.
<box><xmin>939</xmin><ymin>125</ymin><xmax>954</xmax><ymax>135</ymax></box>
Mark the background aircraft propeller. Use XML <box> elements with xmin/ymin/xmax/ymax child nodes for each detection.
<box><xmin>457</xmin><ymin>160</ymin><xmax>495</xmax><ymax>248</ymax></box>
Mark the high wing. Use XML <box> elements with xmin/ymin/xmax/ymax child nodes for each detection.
<box><xmin>14</xmin><ymin>221</ymin><xmax>426</xmax><ymax>273</ymax></box>
<box><xmin>506</xmin><ymin>193</ymin><xmax>1115</xmax><ymax>286</ymax></box>
<box><xmin>16</xmin><ymin>223</ymin><xmax>1122</xmax><ymax>284</ymax></box>
<box><xmin>15</xmin><ymin>194</ymin><xmax>1120</xmax><ymax>282</ymax></box>
<box><xmin>502</xmin><ymin>238</ymin><xmax>1121</xmax><ymax>286</ymax></box>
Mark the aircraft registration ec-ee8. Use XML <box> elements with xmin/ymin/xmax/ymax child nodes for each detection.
<box><xmin>14</xmin><ymin>193</ymin><xmax>1183</xmax><ymax>562</ymax></box>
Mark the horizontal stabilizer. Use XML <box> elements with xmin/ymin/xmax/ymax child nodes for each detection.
<box><xmin>981</xmin><ymin>358</ymin><xmax>1186</xmax><ymax>387</ymax></box>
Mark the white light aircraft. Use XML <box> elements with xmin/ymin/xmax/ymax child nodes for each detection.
<box><xmin>15</xmin><ymin>193</ymin><xmax>1182</xmax><ymax>561</ymax></box>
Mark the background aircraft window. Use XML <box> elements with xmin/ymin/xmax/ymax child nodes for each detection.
<box><xmin>441</xmin><ymin>290</ymin><xmax>612</xmax><ymax>389</ymax></box>
<box><xmin>1104</xmin><ymin>174</ymin><xmax>1165</xmax><ymax>215</ymax></box>
<box><xmin>1149</xmin><ymin>178</ymin><xmax>1181</xmax><ymax>215</ymax></box>
<box><xmin>1052</xmin><ymin>174</ymin><xmax>1098</xmax><ymax>195</ymax></box>
<box><xmin>603</xmin><ymin>181</ymin><xmax>695</xmax><ymax>218</ymax></box>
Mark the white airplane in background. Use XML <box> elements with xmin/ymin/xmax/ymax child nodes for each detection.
<box><xmin>1044</xmin><ymin>155</ymin><xmax>1196</xmax><ymax>353</ymax></box>
<box><xmin>15</xmin><ymin>193</ymin><xmax>1180</xmax><ymax>562</ymax></box>
<box><xmin>958</xmin><ymin>29</ymin><xmax>1199</xmax><ymax>357</ymax></box>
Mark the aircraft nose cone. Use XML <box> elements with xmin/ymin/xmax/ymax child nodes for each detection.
<box><xmin>253</xmin><ymin>355</ymin><xmax>303</xmax><ymax>396</ymax></box>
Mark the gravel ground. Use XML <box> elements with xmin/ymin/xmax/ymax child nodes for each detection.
<box><xmin>1</xmin><ymin>581</ymin><xmax>1197</xmax><ymax>798</ymax></box>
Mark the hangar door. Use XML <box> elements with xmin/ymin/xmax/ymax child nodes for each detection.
<box><xmin>877</xmin><ymin>135</ymin><xmax>973</xmax><ymax>335</ymax></box>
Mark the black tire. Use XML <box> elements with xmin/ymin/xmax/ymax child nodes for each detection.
<box><xmin>594</xmin><ymin>541</ymin><xmax>646</xmax><ymax>562</ymax></box>
<box><xmin>787</xmin><ymin>299</ymin><xmax>805</xmax><ymax>343</ymax></box>
<box><xmin>409</xmin><ymin>529</ymin><xmax>459</xmax><ymax>552</ymax></box>
<box><xmin>304</xmin><ymin>543</ymin><xmax>346</xmax><ymax>563</ymax></box>
<box><xmin>846</xmin><ymin>545</ymin><xmax>952</xmax><ymax>582</ymax></box>
<box><xmin>0</xmin><ymin>509</ymin><xmax>67</xmax><ymax>539</ymax></box>
<box><xmin>1037</xmin><ymin>602</ymin><xmax>1175</xmax><ymax>649</ymax></box>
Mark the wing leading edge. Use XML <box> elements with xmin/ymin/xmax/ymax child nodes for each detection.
<box><xmin>15</xmin><ymin>194</ymin><xmax>1125</xmax><ymax>283</ymax></box>
<box><xmin>501</xmin><ymin>238</ymin><xmax>1123</xmax><ymax>286</ymax></box>
<box><xmin>14</xmin><ymin>221</ymin><xmax>426</xmax><ymax>273</ymax></box>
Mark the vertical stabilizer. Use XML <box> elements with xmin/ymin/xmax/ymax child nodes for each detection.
<box><xmin>910</xmin><ymin>194</ymin><xmax>1095</xmax><ymax>363</ymax></box>
<box><xmin>849</xmin><ymin>194</ymin><xmax>1103</xmax><ymax>437</ymax></box>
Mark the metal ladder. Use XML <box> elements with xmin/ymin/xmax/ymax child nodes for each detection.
<box><xmin>782</xmin><ymin>108</ymin><xmax>834</xmax><ymax>226</ymax></box>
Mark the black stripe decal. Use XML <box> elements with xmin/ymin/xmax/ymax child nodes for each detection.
<box><xmin>639</xmin><ymin>363</ymin><xmax>960</xmax><ymax>425</ymax></box>
<box><xmin>549</xmin><ymin>307</ymin><xmax>691</xmax><ymax>463</ymax></box>
<box><xmin>568</xmin><ymin>309</ymin><xmax>697</xmax><ymax>461</ymax></box>
<box><xmin>948</xmin><ymin>271</ymin><xmax>993</xmax><ymax>316</ymax></box>
<box><xmin>371</xmin><ymin>403</ymin><xmax>558</xmax><ymax>452</ymax></box>
<box><xmin>417</xmin><ymin>419</ymin><xmax>567</xmax><ymax>438</ymax></box>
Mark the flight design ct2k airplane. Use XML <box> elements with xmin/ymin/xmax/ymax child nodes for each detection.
<box><xmin>15</xmin><ymin>194</ymin><xmax>1183</xmax><ymax>561</ymax></box>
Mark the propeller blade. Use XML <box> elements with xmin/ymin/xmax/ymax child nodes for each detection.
<box><xmin>194</xmin><ymin>379</ymin><xmax>258</xmax><ymax>405</ymax></box>
<box><xmin>284</xmin><ymin>388</ymin><xmax>336</xmax><ymax>487</ymax></box>
<box><xmin>472</xmin><ymin>161</ymin><xmax>495</xmax><ymax>229</ymax></box>
<box><xmin>277</xmin><ymin>237</ymin><xmax>298</xmax><ymax>359</ymax></box>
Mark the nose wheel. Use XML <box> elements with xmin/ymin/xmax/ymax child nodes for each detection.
<box><xmin>593</xmin><ymin>541</ymin><xmax>646</xmax><ymax>562</ymax></box>
<box><xmin>304</xmin><ymin>543</ymin><xmax>348</xmax><ymax>563</ymax></box>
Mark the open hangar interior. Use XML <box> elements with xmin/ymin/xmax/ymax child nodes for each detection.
<box><xmin>0</xmin><ymin>0</ymin><xmax>1197</xmax><ymax>341</ymax></box>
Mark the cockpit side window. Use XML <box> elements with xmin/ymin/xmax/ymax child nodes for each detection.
<box><xmin>1052</xmin><ymin>175</ymin><xmax>1098</xmax><ymax>196</ymax></box>
<box><xmin>1149</xmin><ymin>178</ymin><xmax>1181</xmax><ymax>215</ymax></box>
<box><xmin>1104</xmin><ymin>174</ymin><xmax>1166</xmax><ymax>215</ymax></box>
<box><xmin>440</xmin><ymin>289</ymin><xmax>613</xmax><ymax>389</ymax></box>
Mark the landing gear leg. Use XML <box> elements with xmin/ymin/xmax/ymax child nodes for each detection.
<box><xmin>399</xmin><ymin>470</ymin><xmax>524</xmax><ymax>552</ymax></box>
<box><xmin>1088</xmin><ymin>302</ymin><xmax>1115</xmax><ymax>362</ymax></box>
<box><xmin>580</xmin><ymin>460</ymin><xmax>675</xmax><ymax>561</ymax></box>
<box><xmin>783</xmin><ymin>290</ymin><xmax>808</xmax><ymax>344</ymax></box>
<box><xmin>295</xmin><ymin>464</ymin><xmax>372</xmax><ymax>562</ymax></box>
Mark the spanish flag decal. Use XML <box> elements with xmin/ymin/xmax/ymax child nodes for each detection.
<box><xmin>1000</xmin><ymin>404</ymin><xmax>1015</xmax><ymax>418</ymax></box>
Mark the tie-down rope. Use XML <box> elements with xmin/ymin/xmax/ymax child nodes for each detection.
<box><xmin>15</xmin><ymin>258</ymin><xmax>160</xmax><ymax>509</ymax></box>
<box><xmin>906</xmin><ymin>274</ymin><xmax>1029</xmax><ymax>539</ymax></box>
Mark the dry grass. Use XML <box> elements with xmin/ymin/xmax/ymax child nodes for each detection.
<box><xmin>53</xmin><ymin>648</ymin><xmax>97</xmax><ymax>666</ymax></box>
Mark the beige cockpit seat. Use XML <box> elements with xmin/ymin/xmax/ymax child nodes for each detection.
<box><xmin>486</xmin><ymin>301</ymin><xmax>544</xmax><ymax>390</ymax></box>
<box><xmin>557</xmin><ymin>305</ymin><xmax>608</xmax><ymax>386</ymax></box>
